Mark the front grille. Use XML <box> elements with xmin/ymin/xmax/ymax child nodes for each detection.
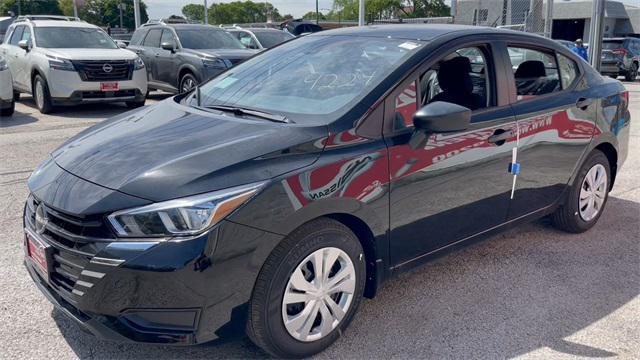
<box><xmin>25</xmin><ymin>195</ymin><xmax>113</xmax><ymax>303</ymax></box>
<box><xmin>73</xmin><ymin>60</ymin><xmax>133</xmax><ymax>81</ymax></box>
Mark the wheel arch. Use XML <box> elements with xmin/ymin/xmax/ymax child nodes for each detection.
<box><xmin>178</xmin><ymin>65</ymin><xmax>199</xmax><ymax>85</ymax></box>
<box><xmin>594</xmin><ymin>142</ymin><xmax>618</xmax><ymax>190</ymax></box>
<box><xmin>30</xmin><ymin>67</ymin><xmax>46</xmax><ymax>93</ymax></box>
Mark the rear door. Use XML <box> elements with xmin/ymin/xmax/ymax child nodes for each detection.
<box><xmin>505</xmin><ymin>44</ymin><xmax>595</xmax><ymax>219</ymax></box>
<box><xmin>386</xmin><ymin>39</ymin><xmax>518</xmax><ymax>265</ymax></box>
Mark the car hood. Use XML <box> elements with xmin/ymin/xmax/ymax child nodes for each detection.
<box><xmin>51</xmin><ymin>99</ymin><xmax>326</xmax><ymax>202</ymax></box>
<box><xmin>183</xmin><ymin>48</ymin><xmax>259</xmax><ymax>59</ymax></box>
<box><xmin>44</xmin><ymin>48</ymin><xmax>138</xmax><ymax>61</ymax></box>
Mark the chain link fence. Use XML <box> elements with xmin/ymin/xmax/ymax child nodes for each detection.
<box><xmin>452</xmin><ymin>0</ymin><xmax>551</xmax><ymax>36</ymax></box>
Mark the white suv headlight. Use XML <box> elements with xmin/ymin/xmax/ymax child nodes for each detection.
<box><xmin>133</xmin><ymin>56</ymin><xmax>145</xmax><ymax>70</ymax></box>
<box><xmin>47</xmin><ymin>55</ymin><xmax>75</xmax><ymax>71</ymax></box>
<box><xmin>108</xmin><ymin>182</ymin><xmax>264</xmax><ymax>238</ymax></box>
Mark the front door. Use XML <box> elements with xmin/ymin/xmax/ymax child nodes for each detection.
<box><xmin>156</xmin><ymin>29</ymin><xmax>180</xmax><ymax>88</ymax></box>
<box><xmin>386</xmin><ymin>42</ymin><xmax>518</xmax><ymax>265</ymax></box>
<box><xmin>504</xmin><ymin>45</ymin><xmax>595</xmax><ymax>219</ymax></box>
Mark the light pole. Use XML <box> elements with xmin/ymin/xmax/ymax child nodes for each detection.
<box><xmin>316</xmin><ymin>0</ymin><xmax>319</xmax><ymax>24</ymax></box>
<box><xmin>73</xmin><ymin>0</ymin><xmax>78</xmax><ymax>18</ymax></box>
<box><xmin>204</xmin><ymin>0</ymin><xmax>208</xmax><ymax>24</ymax></box>
<box><xmin>358</xmin><ymin>0</ymin><xmax>365</xmax><ymax>26</ymax></box>
<box><xmin>133</xmin><ymin>0</ymin><xmax>141</xmax><ymax>28</ymax></box>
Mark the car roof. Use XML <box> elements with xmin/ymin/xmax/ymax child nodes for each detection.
<box><xmin>25</xmin><ymin>20</ymin><xmax>99</xmax><ymax>28</ymax></box>
<box><xmin>309</xmin><ymin>24</ymin><xmax>501</xmax><ymax>41</ymax></box>
<box><xmin>169</xmin><ymin>24</ymin><xmax>224</xmax><ymax>30</ymax></box>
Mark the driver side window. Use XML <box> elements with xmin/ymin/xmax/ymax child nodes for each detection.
<box><xmin>392</xmin><ymin>45</ymin><xmax>494</xmax><ymax>131</ymax></box>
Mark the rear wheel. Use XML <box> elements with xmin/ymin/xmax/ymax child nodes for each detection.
<box><xmin>551</xmin><ymin>150</ymin><xmax>610</xmax><ymax>233</ymax></box>
<box><xmin>33</xmin><ymin>74</ymin><xmax>53</xmax><ymax>114</ymax></box>
<box><xmin>247</xmin><ymin>218</ymin><xmax>366</xmax><ymax>358</ymax></box>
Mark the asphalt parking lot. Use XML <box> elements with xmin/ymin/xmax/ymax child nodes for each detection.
<box><xmin>1</xmin><ymin>83</ymin><xmax>639</xmax><ymax>359</ymax></box>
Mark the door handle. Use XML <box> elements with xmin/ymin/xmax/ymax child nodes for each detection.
<box><xmin>576</xmin><ymin>97</ymin><xmax>594</xmax><ymax>110</ymax></box>
<box><xmin>488</xmin><ymin>128</ymin><xmax>514</xmax><ymax>145</ymax></box>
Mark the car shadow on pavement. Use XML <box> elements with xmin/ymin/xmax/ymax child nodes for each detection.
<box><xmin>0</xmin><ymin>112</ymin><xmax>38</xmax><ymax>127</ymax></box>
<box><xmin>52</xmin><ymin>196</ymin><xmax>639</xmax><ymax>359</ymax></box>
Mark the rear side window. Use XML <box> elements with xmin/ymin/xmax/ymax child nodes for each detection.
<box><xmin>9</xmin><ymin>26</ymin><xmax>24</xmax><ymax>46</ymax></box>
<box><xmin>602</xmin><ymin>40</ymin><xmax>623</xmax><ymax>50</ymax></box>
<box><xmin>508</xmin><ymin>46</ymin><xmax>560</xmax><ymax>100</ymax></box>
<box><xmin>557</xmin><ymin>53</ymin><xmax>579</xmax><ymax>89</ymax></box>
<box><xmin>129</xmin><ymin>29</ymin><xmax>146</xmax><ymax>45</ymax></box>
<box><xmin>143</xmin><ymin>29</ymin><xmax>162</xmax><ymax>47</ymax></box>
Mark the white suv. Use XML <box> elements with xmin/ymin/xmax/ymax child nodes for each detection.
<box><xmin>0</xmin><ymin>17</ymin><xmax>147</xmax><ymax>113</ymax></box>
<box><xmin>0</xmin><ymin>55</ymin><xmax>15</xmax><ymax>117</ymax></box>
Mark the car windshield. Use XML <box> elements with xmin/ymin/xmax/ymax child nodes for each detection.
<box><xmin>254</xmin><ymin>31</ymin><xmax>294</xmax><ymax>48</ymax></box>
<box><xmin>35</xmin><ymin>27</ymin><xmax>117</xmax><ymax>49</ymax></box>
<box><xmin>176</xmin><ymin>29</ymin><xmax>244</xmax><ymax>49</ymax></box>
<box><xmin>195</xmin><ymin>35</ymin><xmax>423</xmax><ymax>124</ymax></box>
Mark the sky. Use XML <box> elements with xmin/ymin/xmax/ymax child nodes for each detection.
<box><xmin>145</xmin><ymin>0</ymin><xmax>640</xmax><ymax>20</ymax></box>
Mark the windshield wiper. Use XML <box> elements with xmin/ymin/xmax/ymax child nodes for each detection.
<box><xmin>202</xmin><ymin>104</ymin><xmax>292</xmax><ymax>123</ymax></box>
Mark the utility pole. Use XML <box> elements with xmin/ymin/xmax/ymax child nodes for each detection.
<box><xmin>73</xmin><ymin>0</ymin><xmax>78</xmax><ymax>18</ymax></box>
<box><xmin>588</xmin><ymin>0</ymin><xmax>605</xmax><ymax>70</ymax></box>
<box><xmin>544</xmin><ymin>0</ymin><xmax>554</xmax><ymax>38</ymax></box>
<box><xmin>204</xmin><ymin>0</ymin><xmax>208</xmax><ymax>24</ymax></box>
<box><xmin>358</xmin><ymin>0</ymin><xmax>365</xmax><ymax>26</ymax></box>
<box><xmin>316</xmin><ymin>0</ymin><xmax>319</xmax><ymax>24</ymax></box>
<box><xmin>119</xmin><ymin>3</ymin><xmax>125</xmax><ymax>29</ymax></box>
<box><xmin>17</xmin><ymin>0</ymin><xmax>22</xmax><ymax>16</ymax></box>
<box><xmin>133</xmin><ymin>0</ymin><xmax>141</xmax><ymax>28</ymax></box>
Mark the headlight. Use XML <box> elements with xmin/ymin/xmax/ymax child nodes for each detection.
<box><xmin>47</xmin><ymin>55</ymin><xmax>75</xmax><ymax>71</ymax></box>
<box><xmin>108</xmin><ymin>182</ymin><xmax>264</xmax><ymax>238</ymax></box>
<box><xmin>0</xmin><ymin>57</ymin><xmax>7</xmax><ymax>71</ymax></box>
<box><xmin>202</xmin><ymin>57</ymin><xmax>228</xmax><ymax>69</ymax></box>
<box><xmin>133</xmin><ymin>57</ymin><xmax>145</xmax><ymax>70</ymax></box>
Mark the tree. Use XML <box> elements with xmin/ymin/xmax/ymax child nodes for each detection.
<box><xmin>58</xmin><ymin>0</ymin><xmax>75</xmax><ymax>17</ymax></box>
<box><xmin>0</xmin><ymin>0</ymin><xmax>62</xmax><ymax>17</ymax></box>
<box><xmin>182</xmin><ymin>3</ymin><xmax>205</xmax><ymax>22</ymax></box>
<box><xmin>332</xmin><ymin>0</ymin><xmax>402</xmax><ymax>21</ymax></box>
<box><xmin>302</xmin><ymin>11</ymin><xmax>325</xmax><ymax>21</ymax></box>
<box><xmin>80</xmin><ymin>0</ymin><xmax>149</xmax><ymax>29</ymax></box>
<box><xmin>402</xmin><ymin>0</ymin><xmax>450</xmax><ymax>17</ymax></box>
<box><xmin>207</xmin><ymin>1</ymin><xmax>282</xmax><ymax>25</ymax></box>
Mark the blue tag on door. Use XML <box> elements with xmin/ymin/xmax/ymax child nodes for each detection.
<box><xmin>508</xmin><ymin>162</ymin><xmax>521</xmax><ymax>175</ymax></box>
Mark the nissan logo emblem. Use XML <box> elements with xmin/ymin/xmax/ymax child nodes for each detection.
<box><xmin>102</xmin><ymin>63</ymin><xmax>113</xmax><ymax>73</ymax></box>
<box><xmin>34</xmin><ymin>204</ymin><xmax>49</xmax><ymax>235</ymax></box>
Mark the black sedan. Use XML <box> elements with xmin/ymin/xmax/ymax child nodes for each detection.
<box><xmin>23</xmin><ymin>25</ymin><xmax>630</xmax><ymax>358</ymax></box>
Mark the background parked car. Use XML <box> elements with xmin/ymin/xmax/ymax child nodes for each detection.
<box><xmin>127</xmin><ymin>21</ymin><xmax>257</xmax><ymax>94</ymax></box>
<box><xmin>280</xmin><ymin>19</ymin><xmax>323</xmax><ymax>36</ymax></box>
<box><xmin>226</xmin><ymin>27</ymin><xmax>294</xmax><ymax>49</ymax></box>
<box><xmin>0</xmin><ymin>55</ymin><xmax>15</xmax><ymax>116</ymax></box>
<box><xmin>0</xmin><ymin>17</ymin><xmax>147</xmax><ymax>114</ymax></box>
<box><xmin>600</xmin><ymin>37</ymin><xmax>640</xmax><ymax>81</ymax></box>
<box><xmin>0</xmin><ymin>16</ymin><xmax>15</xmax><ymax>42</ymax></box>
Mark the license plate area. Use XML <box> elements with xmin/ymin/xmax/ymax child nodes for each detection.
<box><xmin>100</xmin><ymin>82</ymin><xmax>119</xmax><ymax>92</ymax></box>
<box><xmin>25</xmin><ymin>230</ymin><xmax>52</xmax><ymax>282</ymax></box>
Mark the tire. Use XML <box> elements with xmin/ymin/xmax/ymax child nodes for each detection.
<box><xmin>551</xmin><ymin>150</ymin><xmax>611</xmax><ymax>233</ymax></box>
<box><xmin>625</xmin><ymin>63</ymin><xmax>638</xmax><ymax>82</ymax></box>
<box><xmin>125</xmin><ymin>98</ymin><xmax>146</xmax><ymax>109</ymax></box>
<box><xmin>13</xmin><ymin>91</ymin><xmax>20</xmax><ymax>102</ymax></box>
<box><xmin>33</xmin><ymin>74</ymin><xmax>53</xmax><ymax>114</ymax></box>
<box><xmin>247</xmin><ymin>218</ymin><xmax>366</xmax><ymax>358</ymax></box>
<box><xmin>179</xmin><ymin>73</ymin><xmax>198</xmax><ymax>94</ymax></box>
<box><xmin>0</xmin><ymin>100</ymin><xmax>15</xmax><ymax>117</ymax></box>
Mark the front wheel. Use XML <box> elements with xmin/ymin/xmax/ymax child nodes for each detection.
<box><xmin>625</xmin><ymin>63</ymin><xmax>638</xmax><ymax>82</ymax></box>
<box><xmin>125</xmin><ymin>98</ymin><xmax>146</xmax><ymax>109</ymax></box>
<box><xmin>33</xmin><ymin>74</ymin><xmax>53</xmax><ymax>114</ymax></box>
<box><xmin>179</xmin><ymin>73</ymin><xmax>198</xmax><ymax>94</ymax></box>
<box><xmin>551</xmin><ymin>150</ymin><xmax>611</xmax><ymax>233</ymax></box>
<box><xmin>247</xmin><ymin>218</ymin><xmax>366</xmax><ymax>358</ymax></box>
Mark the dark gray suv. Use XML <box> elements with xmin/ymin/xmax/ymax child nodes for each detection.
<box><xmin>127</xmin><ymin>22</ymin><xmax>258</xmax><ymax>93</ymax></box>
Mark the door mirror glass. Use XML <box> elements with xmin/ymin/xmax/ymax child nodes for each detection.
<box><xmin>413</xmin><ymin>101</ymin><xmax>471</xmax><ymax>133</ymax></box>
<box><xmin>117</xmin><ymin>41</ymin><xmax>127</xmax><ymax>49</ymax></box>
<box><xmin>18</xmin><ymin>39</ymin><xmax>29</xmax><ymax>51</ymax></box>
<box><xmin>161</xmin><ymin>41</ymin><xmax>175</xmax><ymax>51</ymax></box>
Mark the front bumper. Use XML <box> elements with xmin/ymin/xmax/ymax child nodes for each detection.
<box><xmin>47</xmin><ymin>68</ymin><xmax>147</xmax><ymax>103</ymax></box>
<box><xmin>23</xmin><ymin>203</ymin><xmax>282</xmax><ymax>345</ymax></box>
<box><xmin>0</xmin><ymin>98</ymin><xmax>12</xmax><ymax>109</ymax></box>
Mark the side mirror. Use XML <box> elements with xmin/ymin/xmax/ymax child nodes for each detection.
<box><xmin>117</xmin><ymin>42</ymin><xmax>127</xmax><ymax>49</ymax></box>
<box><xmin>409</xmin><ymin>101</ymin><xmax>471</xmax><ymax>149</ymax></box>
<box><xmin>18</xmin><ymin>39</ymin><xmax>29</xmax><ymax>51</ymax></box>
<box><xmin>161</xmin><ymin>41</ymin><xmax>176</xmax><ymax>52</ymax></box>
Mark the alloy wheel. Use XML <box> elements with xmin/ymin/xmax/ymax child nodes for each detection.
<box><xmin>35</xmin><ymin>80</ymin><xmax>44</xmax><ymax>110</ymax></box>
<box><xmin>181</xmin><ymin>77</ymin><xmax>196</xmax><ymax>93</ymax></box>
<box><xmin>282</xmin><ymin>247</ymin><xmax>356</xmax><ymax>342</ymax></box>
<box><xmin>579</xmin><ymin>163</ymin><xmax>607</xmax><ymax>222</ymax></box>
